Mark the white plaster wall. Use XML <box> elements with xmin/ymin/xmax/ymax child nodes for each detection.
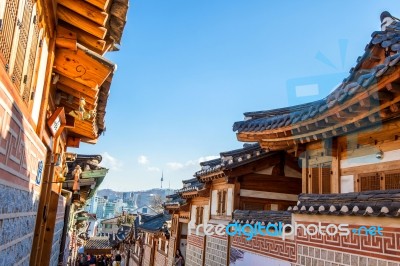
<box><xmin>203</xmin><ymin>204</ymin><xmax>210</xmax><ymax>224</ymax></box>
<box><xmin>211</xmin><ymin>190</ymin><xmax>218</xmax><ymax>215</ymax></box>
<box><xmin>341</xmin><ymin>149</ymin><xmax>400</xmax><ymax>168</ymax></box>
<box><xmin>341</xmin><ymin>175</ymin><xmax>354</xmax><ymax>193</ymax></box>
<box><xmin>227</xmin><ymin>188</ymin><xmax>233</xmax><ymax>216</ymax></box>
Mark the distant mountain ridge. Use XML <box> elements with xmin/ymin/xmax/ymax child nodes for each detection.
<box><xmin>97</xmin><ymin>188</ymin><xmax>175</xmax><ymax>197</ymax></box>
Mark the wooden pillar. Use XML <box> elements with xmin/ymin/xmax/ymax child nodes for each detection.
<box><xmin>331</xmin><ymin>139</ymin><xmax>341</xmax><ymax>193</ymax></box>
<box><xmin>301</xmin><ymin>152</ymin><xmax>308</xmax><ymax>193</ymax></box>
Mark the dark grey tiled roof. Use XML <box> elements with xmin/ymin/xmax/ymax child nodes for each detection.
<box><xmin>231</xmin><ymin>210</ymin><xmax>292</xmax><ymax>225</ymax></box>
<box><xmin>195</xmin><ymin>143</ymin><xmax>273</xmax><ymax>177</ymax></box>
<box><xmin>175</xmin><ymin>182</ymin><xmax>204</xmax><ymax>194</ymax></box>
<box><xmin>233</xmin><ymin>21</ymin><xmax>400</xmax><ymax>133</ymax></box>
<box><xmin>138</xmin><ymin>213</ymin><xmax>171</xmax><ymax>232</ymax></box>
<box><xmin>84</xmin><ymin>237</ymin><xmax>112</xmax><ymax>250</ymax></box>
<box><xmin>288</xmin><ymin>190</ymin><xmax>400</xmax><ymax>217</ymax></box>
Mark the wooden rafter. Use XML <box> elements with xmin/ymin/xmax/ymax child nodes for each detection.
<box><xmin>57</xmin><ymin>5</ymin><xmax>107</xmax><ymax>39</ymax></box>
<box><xmin>53</xmin><ymin>47</ymin><xmax>112</xmax><ymax>88</ymax></box>
<box><xmin>58</xmin><ymin>0</ymin><xmax>109</xmax><ymax>26</ymax></box>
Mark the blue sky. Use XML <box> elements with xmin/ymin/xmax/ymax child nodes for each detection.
<box><xmin>73</xmin><ymin>1</ymin><xmax>400</xmax><ymax>191</ymax></box>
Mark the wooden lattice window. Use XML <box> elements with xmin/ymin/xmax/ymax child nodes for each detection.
<box><xmin>216</xmin><ymin>190</ymin><xmax>227</xmax><ymax>215</ymax></box>
<box><xmin>359</xmin><ymin>173</ymin><xmax>380</xmax><ymax>191</ymax></box>
<box><xmin>357</xmin><ymin>170</ymin><xmax>400</xmax><ymax>191</ymax></box>
<box><xmin>385</xmin><ymin>171</ymin><xmax>400</xmax><ymax>189</ymax></box>
<box><xmin>195</xmin><ymin>206</ymin><xmax>203</xmax><ymax>225</ymax></box>
<box><xmin>11</xmin><ymin>0</ymin><xmax>33</xmax><ymax>91</ymax></box>
<box><xmin>308</xmin><ymin>163</ymin><xmax>332</xmax><ymax>194</ymax></box>
<box><xmin>0</xmin><ymin>0</ymin><xmax>19</xmax><ymax>66</ymax></box>
<box><xmin>0</xmin><ymin>0</ymin><xmax>38</xmax><ymax>106</ymax></box>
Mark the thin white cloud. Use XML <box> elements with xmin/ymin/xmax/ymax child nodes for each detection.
<box><xmin>147</xmin><ymin>166</ymin><xmax>161</xmax><ymax>172</ymax></box>
<box><xmin>138</xmin><ymin>155</ymin><xmax>149</xmax><ymax>165</ymax></box>
<box><xmin>186</xmin><ymin>155</ymin><xmax>219</xmax><ymax>166</ymax></box>
<box><xmin>167</xmin><ymin>155</ymin><xmax>219</xmax><ymax>171</ymax></box>
<box><xmin>101</xmin><ymin>152</ymin><xmax>123</xmax><ymax>171</ymax></box>
<box><xmin>166</xmin><ymin>162</ymin><xmax>184</xmax><ymax>170</ymax></box>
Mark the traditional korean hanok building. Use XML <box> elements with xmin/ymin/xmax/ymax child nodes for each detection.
<box><xmin>174</xmin><ymin>177</ymin><xmax>209</xmax><ymax>266</ymax></box>
<box><xmin>61</xmin><ymin>154</ymin><xmax>109</xmax><ymax>265</ymax></box>
<box><xmin>135</xmin><ymin>213</ymin><xmax>171</xmax><ymax>266</ymax></box>
<box><xmin>0</xmin><ymin>0</ymin><xmax>128</xmax><ymax>265</ymax></box>
<box><xmin>163</xmin><ymin>192</ymin><xmax>186</xmax><ymax>266</ymax></box>
<box><xmin>190</xmin><ymin>143</ymin><xmax>301</xmax><ymax>266</ymax></box>
<box><xmin>231</xmin><ymin>11</ymin><xmax>400</xmax><ymax>266</ymax></box>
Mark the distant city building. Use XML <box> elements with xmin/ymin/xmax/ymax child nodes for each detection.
<box><xmin>96</xmin><ymin>196</ymin><xmax>108</xmax><ymax>218</ymax></box>
<box><xmin>104</xmin><ymin>202</ymin><xmax>116</xmax><ymax>219</ymax></box>
<box><xmin>85</xmin><ymin>195</ymin><xmax>99</xmax><ymax>214</ymax></box>
<box><xmin>87</xmin><ymin>214</ymin><xmax>98</xmax><ymax>238</ymax></box>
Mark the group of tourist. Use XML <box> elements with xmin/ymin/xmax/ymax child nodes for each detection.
<box><xmin>76</xmin><ymin>253</ymin><xmax>123</xmax><ymax>266</ymax></box>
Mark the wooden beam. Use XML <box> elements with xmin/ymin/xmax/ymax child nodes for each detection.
<box><xmin>57</xmin><ymin>5</ymin><xmax>107</xmax><ymax>39</ymax></box>
<box><xmin>56</xmin><ymin>25</ymin><xmax>77</xmax><ymax>50</ymax></box>
<box><xmin>59</xmin><ymin>22</ymin><xmax>106</xmax><ymax>54</ymax></box>
<box><xmin>60</xmin><ymin>97</ymin><xmax>96</xmax><ymax>111</ymax></box>
<box><xmin>359</xmin><ymin>97</ymin><xmax>371</xmax><ymax>107</ymax></box>
<box><xmin>57</xmin><ymin>83</ymin><xmax>97</xmax><ymax>105</ymax></box>
<box><xmin>58</xmin><ymin>75</ymin><xmax>98</xmax><ymax>98</ymax></box>
<box><xmin>372</xmin><ymin>91</ymin><xmax>393</xmax><ymax>103</ymax></box>
<box><xmin>84</xmin><ymin>0</ymin><xmax>110</xmax><ymax>11</ymax></box>
<box><xmin>390</xmin><ymin>102</ymin><xmax>400</xmax><ymax>113</ymax></box>
<box><xmin>379</xmin><ymin>108</ymin><xmax>391</xmax><ymax>118</ymax></box>
<box><xmin>354</xmin><ymin>119</ymin><xmax>368</xmax><ymax>128</ymax></box>
<box><xmin>53</xmin><ymin>47</ymin><xmax>112</xmax><ymax>88</ymax></box>
<box><xmin>386</xmin><ymin>82</ymin><xmax>400</xmax><ymax>93</ymax></box>
<box><xmin>66</xmin><ymin>136</ymin><xmax>80</xmax><ymax>148</ymax></box>
<box><xmin>58</xmin><ymin>0</ymin><xmax>109</xmax><ymax>26</ymax></box>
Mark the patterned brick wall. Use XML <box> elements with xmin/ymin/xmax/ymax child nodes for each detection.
<box><xmin>143</xmin><ymin>245</ymin><xmax>152</xmax><ymax>266</ymax></box>
<box><xmin>295</xmin><ymin>222</ymin><xmax>400</xmax><ymax>263</ymax></box>
<box><xmin>231</xmin><ymin>234</ymin><xmax>297</xmax><ymax>262</ymax></box>
<box><xmin>154</xmin><ymin>250</ymin><xmax>168</xmax><ymax>266</ymax></box>
<box><xmin>186</xmin><ymin>235</ymin><xmax>204</xmax><ymax>266</ymax></box>
<box><xmin>0</xmin><ymin>82</ymin><xmax>46</xmax><ymax>266</ymax></box>
<box><xmin>205</xmin><ymin>235</ymin><xmax>228</xmax><ymax>266</ymax></box>
<box><xmin>49</xmin><ymin>196</ymin><xmax>66</xmax><ymax>266</ymax></box>
<box><xmin>292</xmin><ymin>245</ymin><xmax>400</xmax><ymax>266</ymax></box>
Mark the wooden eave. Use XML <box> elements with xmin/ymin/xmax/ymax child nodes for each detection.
<box><xmin>54</xmin><ymin>0</ymin><xmax>126</xmax><ymax>143</ymax></box>
<box><xmin>237</xmin><ymin>71</ymin><xmax>400</xmax><ymax>151</ymax></box>
<box><xmin>198</xmin><ymin>170</ymin><xmax>226</xmax><ymax>182</ymax></box>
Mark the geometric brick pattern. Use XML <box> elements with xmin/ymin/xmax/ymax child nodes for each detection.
<box><xmin>186</xmin><ymin>235</ymin><xmax>205</xmax><ymax>266</ymax></box>
<box><xmin>0</xmin><ymin>82</ymin><xmax>46</xmax><ymax>266</ymax></box>
<box><xmin>295</xmin><ymin>222</ymin><xmax>400</xmax><ymax>263</ymax></box>
<box><xmin>186</xmin><ymin>243</ymin><xmax>203</xmax><ymax>266</ymax></box>
<box><xmin>292</xmin><ymin>245</ymin><xmax>400</xmax><ymax>266</ymax></box>
<box><xmin>232</xmin><ymin>234</ymin><xmax>297</xmax><ymax>262</ymax></box>
<box><xmin>187</xmin><ymin>234</ymin><xmax>204</xmax><ymax>249</ymax></box>
<box><xmin>205</xmin><ymin>235</ymin><xmax>228</xmax><ymax>266</ymax></box>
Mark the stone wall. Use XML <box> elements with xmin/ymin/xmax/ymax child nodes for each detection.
<box><xmin>0</xmin><ymin>81</ymin><xmax>47</xmax><ymax>265</ymax></box>
<box><xmin>205</xmin><ymin>235</ymin><xmax>228</xmax><ymax>266</ymax></box>
<box><xmin>186</xmin><ymin>235</ymin><xmax>204</xmax><ymax>266</ymax></box>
